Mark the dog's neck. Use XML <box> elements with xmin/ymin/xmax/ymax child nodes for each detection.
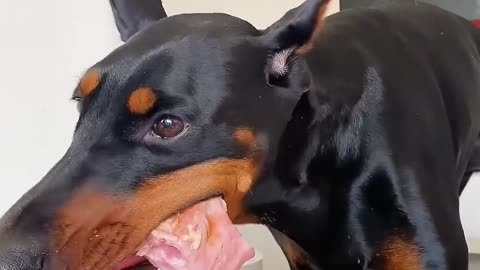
<box><xmin>247</xmin><ymin>99</ymin><xmax>364</xmax><ymax>259</ymax></box>
<box><xmin>246</xmin><ymin>66</ymin><xmax>385</xmax><ymax>266</ymax></box>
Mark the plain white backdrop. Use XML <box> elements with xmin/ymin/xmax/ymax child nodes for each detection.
<box><xmin>0</xmin><ymin>2</ymin><xmax>478</xmax><ymax>269</ymax></box>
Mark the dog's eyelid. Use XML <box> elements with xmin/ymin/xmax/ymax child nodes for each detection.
<box><xmin>142</xmin><ymin>119</ymin><xmax>191</xmax><ymax>146</ymax></box>
<box><xmin>131</xmin><ymin>108</ymin><xmax>193</xmax><ymax>143</ymax></box>
<box><xmin>71</xmin><ymin>86</ymin><xmax>83</xmax><ymax>102</ymax></box>
<box><xmin>151</xmin><ymin>106</ymin><xmax>197</xmax><ymax>123</ymax></box>
<box><xmin>71</xmin><ymin>95</ymin><xmax>82</xmax><ymax>102</ymax></box>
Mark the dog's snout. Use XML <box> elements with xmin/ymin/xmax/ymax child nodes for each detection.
<box><xmin>0</xmin><ymin>206</ymin><xmax>50</xmax><ymax>269</ymax></box>
<box><xmin>0</xmin><ymin>150</ymin><xmax>83</xmax><ymax>270</ymax></box>
<box><xmin>0</xmin><ymin>196</ymin><xmax>52</xmax><ymax>269</ymax></box>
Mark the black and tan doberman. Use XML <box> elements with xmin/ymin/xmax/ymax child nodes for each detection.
<box><xmin>1</xmin><ymin>0</ymin><xmax>479</xmax><ymax>269</ymax></box>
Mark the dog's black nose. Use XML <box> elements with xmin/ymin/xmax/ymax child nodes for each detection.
<box><xmin>0</xmin><ymin>150</ymin><xmax>84</xmax><ymax>270</ymax></box>
<box><xmin>0</xmin><ymin>198</ymin><xmax>51</xmax><ymax>270</ymax></box>
<box><xmin>0</xmin><ymin>236</ymin><xmax>46</xmax><ymax>270</ymax></box>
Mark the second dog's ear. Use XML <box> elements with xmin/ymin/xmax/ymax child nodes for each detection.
<box><xmin>262</xmin><ymin>0</ymin><xmax>331</xmax><ymax>87</ymax></box>
<box><xmin>109</xmin><ymin>0</ymin><xmax>168</xmax><ymax>42</ymax></box>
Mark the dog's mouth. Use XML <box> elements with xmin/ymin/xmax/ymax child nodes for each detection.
<box><xmin>55</xmin><ymin>158</ymin><xmax>260</xmax><ymax>270</ymax></box>
<box><xmin>113</xmin><ymin>197</ymin><xmax>255</xmax><ymax>270</ymax></box>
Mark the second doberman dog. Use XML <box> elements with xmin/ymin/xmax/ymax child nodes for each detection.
<box><xmin>1</xmin><ymin>0</ymin><xmax>480</xmax><ymax>269</ymax></box>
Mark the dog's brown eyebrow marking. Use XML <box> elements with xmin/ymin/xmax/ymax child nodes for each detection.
<box><xmin>128</xmin><ymin>87</ymin><xmax>157</xmax><ymax>115</ymax></box>
<box><xmin>79</xmin><ymin>70</ymin><xmax>101</xmax><ymax>97</ymax></box>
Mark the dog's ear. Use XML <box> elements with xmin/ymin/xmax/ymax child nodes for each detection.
<box><xmin>262</xmin><ymin>0</ymin><xmax>331</xmax><ymax>87</ymax></box>
<box><xmin>109</xmin><ymin>0</ymin><xmax>168</xmax><ymax>42</ymax></box>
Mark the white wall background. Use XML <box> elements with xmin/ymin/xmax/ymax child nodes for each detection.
<box><xmin>0</xmin><ymin>1</ymin><xmax>478</xmax><ymax>269</ymax></box>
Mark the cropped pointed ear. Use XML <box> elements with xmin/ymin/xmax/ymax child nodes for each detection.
<box><xmin>262</xmin><ymin>0</ymin><xmax>331</xmax><ymax>87</ymax></box>
<box><xmin>109</xmin><ymin>0</ymin><xmax>168</xmax><ymax>42</ymax></box>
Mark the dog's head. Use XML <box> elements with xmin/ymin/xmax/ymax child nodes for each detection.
<box><xmin>0</xmin><ymin>0</ymin><xmax>331</xmax><ymax>269</ymax></box>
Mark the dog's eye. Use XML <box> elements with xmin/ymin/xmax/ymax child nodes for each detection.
<box><xmin>152</xmin><ymin>115</ymin><xmax>187</xmax><ymax>139</ymax></box>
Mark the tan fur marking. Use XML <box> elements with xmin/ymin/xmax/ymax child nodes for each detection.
<box><xmin>233</xmin><ymin>128</ymin><xmax>257</xmax><ymax>151</ymax></box>
<box><xmin>233</xmin><ymin>128</ymin><xmax>260</xmax><ymax>192</ymax></box>
<box><xmin>376</xmin><ymin>236</ymin><xmax>422</xmax><ymax>270</ymax></box>
<box><xmin>80</xmin><ymin>70</ymin><xmax>101</xmax><ymax>97</ymax></box>
<box><xmin>55</xmin><ymin>158</ymin><xmax>262</xmax><ymax>270</ymax></box>
<box><xmin>128</xmin><ymin>87</ymin><xmax>157</xmax><ymax>115</ymax></box>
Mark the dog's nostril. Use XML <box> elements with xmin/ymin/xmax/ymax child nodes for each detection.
<box><xmin>38</xmin><ymin>255</ymin><xmax>46</xmax><ymax>270</ymax></box>
<box><xmin>0</xmin><ymin>238</ymin><xmax>49</xmax><ymax>270</ymax></box>
<box><xmin>0</xmin><ymin>252</ymin><xmax>48</xmax><ymax>270</ymax></box>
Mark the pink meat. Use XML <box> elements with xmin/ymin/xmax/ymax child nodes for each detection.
<box><xmin>137</xmin><ymin>197</ymin><xmax>255</xmax><ymax>270</ymax></box>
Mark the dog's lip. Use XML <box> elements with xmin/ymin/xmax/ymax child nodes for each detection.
<box><xmin>115</xmin><ymin>256</ymin><xmax>148</xmax><ymax>270</ymax></box>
